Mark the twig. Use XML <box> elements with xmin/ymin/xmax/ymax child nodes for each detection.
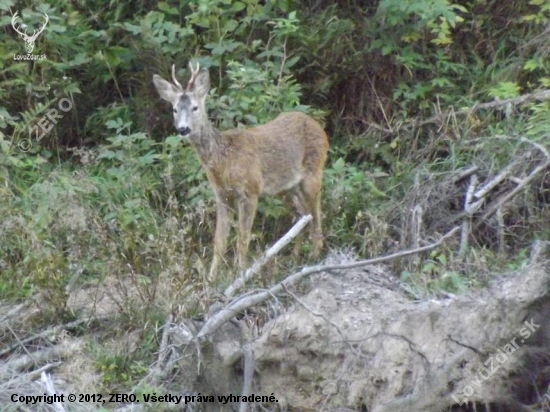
<box><xmin>480</xmin><ymin>160</ymin><xmax>550</xmax><ymax>222</ymax></box>
<box><xmin>5</xmin><ymin>321</ymin><xmax>36</xmax><ymax>362</ymax></box>
<box><xmin>276</xmin><ymin>37</ymin><xmax>288</xmax><ymax>87</ymax></box>
<box><xmin>239</xmin><ymin>346</ymin><xmax>255</xmax><ymax>412</ymax></box>
<box><xmin>473</xmin><ymin>152</ymin><xmax>530</xmax><ymax>200</ymax></box>
<box><xmin>224</xmin><ymin>215</ymin><xmax>312</xmax><ymax>298</ymax></box>
<box><xmin>452</xmin><ymin>165</ymin><xmax>479</xmax><ymax>184</ymax></box>
<box><xmin>411</xmin><ymin>204</ymin><xmax>423</xmax><ymax>250</ymax></box>
<box><xmin>197</xmin><ymin>227</ymin><xmax>460</xmax><ymax>339</ymax></box>
<box><xmin>153</xmin><ymin>313</ymin><xmax>173</xmax><ymax>376</ymax></box>
<box><xmin>28</xmin><ymin>362</ymin><xmax>61</xmax><ymax>381</ymax></box>
<box><xmin>411</xmin><ymin>90</ymin><xmax>550</xmax><ymax>128</ymax></box>
<box><xmin>157</xmin><ymin>314</ymin><xmax>172</xmax><ymax>364</ymax></box>
<box><xmin>470</xmin><ymin>135</ymin><xmax>550</xmax><ymax>161</ymax></box>
<box><xmin>469</xmin><ymin>90</ymin><xmax>550</xmax><ymax>111</ymax></box>
<box><xmin>460</xmin><ymin>175</ymin><xmax>478</xmax><ymax>256</ymax></box>
<box><xmin>497</xmin><ymin>207</ymin><xmax>506</xmax><ymax>254</ymax></box>
<box><xmin>0</xmin><ymin>341</ymin><xmax>83</xmax><ymax>376</ymax></box>
<box><xmin>40</xmin><ymin>372</ymin><xmax>66</xmax><ymax>412</ymax></box>
<box><xmin>0</xmin><ymin>302</ymin><xmax>30</xmax><ymax>324</ymax></box>
<box><xmin>0</xmin><ymin>315</ymin><xmax>110</xmax><ymax>358</ymax></box>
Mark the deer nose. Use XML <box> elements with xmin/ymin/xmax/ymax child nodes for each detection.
<box><xmin>177</xmin><ymin>126</ymin><xmax>191</xmax><ymax>136</ymax></box>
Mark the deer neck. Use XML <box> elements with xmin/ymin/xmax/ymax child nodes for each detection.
<box><xmin>189</xmin><ymin>120</ymin><xmax>224</xmax><ymax>166</ymax></box>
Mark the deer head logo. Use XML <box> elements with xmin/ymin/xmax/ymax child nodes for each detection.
<box><xmin>12</xmin><ymin>11</ymin><xmax>49</xmax><ymax>54</ymax></box>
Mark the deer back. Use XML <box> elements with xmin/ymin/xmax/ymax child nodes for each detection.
<box><xmin>216</xmin><ymin>111</ymin><xmax>328</xmax><ymax>196</ymax></box>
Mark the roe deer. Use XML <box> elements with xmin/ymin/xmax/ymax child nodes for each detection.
<box><xmin>153</xmin><ymin>63</ymin><xmax>329</xmax><ymax>282</ymax></box>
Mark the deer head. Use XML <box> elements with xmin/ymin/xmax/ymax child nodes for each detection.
<box><xmin>12</xmin><ymin>11</ymin><xmax>49</xmax><ymax>54</ymax></box>
<box><xmin>153</xmin><ymin>62</ymin><xmax>211</xmax><ymax>137</ymax></box>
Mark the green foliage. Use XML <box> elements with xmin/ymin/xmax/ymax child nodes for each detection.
<box><xmin>400</xmin><ymin>250</ymin><xmax>471</xmax><ymax>296</ymax></box>
<box><xmin>488</xmin><ymin>81</ymin><xmax>521</xmax><ymax>99</ymax></box>
<box><xmin>2</xmin><ymin>0</ymin><xmax>550</xmax><ymax>392</ymax></box>
<box><xmin>93</xmin><ymin>331</ymin><xmax>154</xmax><ymax>389</ymax></box>
<box><xmin>323</xmin><ymin>157</ymin><xmax>387</xmax><ymax>254</ymax></box>
<box><xmin>525</xmin><ymin>102</ymin><xmax>550</xmax><ymax>142</ymax></box>
<box><xmin>211</xmin><ymin>60</ymin><xmax>310</xmax><ymax>129</ymax></box>
<box><xmin>372</xmin><ymin>0</ymin><xmax>470</xmax><ymax>113</ymax></box>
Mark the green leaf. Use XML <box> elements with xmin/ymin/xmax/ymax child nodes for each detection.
<box><xmin>164</xmin><ymin>135</ymin><xmax>183</xmax><ymax>147</ymax></box>
<box><xmin>0</xmin><ymin>0</ymin><xmax>15</xmax><ymax>11</ymax></box>
<box><xmin>223</xmin><ymin>19</ymin><xmax>239</xmax><ymax>32</ymax></box>
<box><xmin>231</xmin><ymin>2</ymin><xmax>246</xmax><ymax>12</ymax></box>
<box><xmin>48</xmin><ymin>24</ymin><xmax>67</xmax><ymax>33</ymax></box>
<box><xmin>106</xmin><ymin>119</ymin><xmax>123</xmax><ymax>130</ymax></box>
<box><xmin>67</xmin><ymin>52</ymin><xmax>90</xmax><ymax>67</ymax></box>
<box><xmin>488</xmin><ymin>81</ymin><xmax>520</xmax><ymax>99</ymax></box>
<box><xmin>62</xmin><ymin>82</ymin><xmax>82</xmax><ymax>94</ymax></box>
<box><xmin>123</xmin><ymin>23</ymin><xmax>141</xmax><ymax>34</ymax></box>
<box><xmin>158</xmin><ymin>2</ymin><xmax>178</xmax><ymax>15</ymax></box>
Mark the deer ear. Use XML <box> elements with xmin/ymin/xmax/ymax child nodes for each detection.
<box><xmin>193</xmin><ymin>69</ymin><xmax>211</xmax><ymax>99</ymax></box>
<box><xmin>153</xmin><ymin>75</ymin><xmax>179</xmax><ymax>104</ymax></box>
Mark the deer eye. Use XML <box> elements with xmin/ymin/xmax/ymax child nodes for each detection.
<box><xmin>173</xmin><ymin>108</ymin><xmax>177</xmax><ymax>114</ymax></box>
<box><xmin>192</xmin><ymin>106</ymin><xmax>198</xmax><ymax>112</ymax></box>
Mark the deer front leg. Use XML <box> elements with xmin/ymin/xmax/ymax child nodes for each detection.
<box><xmin>208</xmin><ymin>196</ymin><xmax>233</xmax><ymax>282</ymax></box>
<box><xmin>237</xmin><ymin>194</ymin><xmax>258</xmax><ymax>271</ymax></box>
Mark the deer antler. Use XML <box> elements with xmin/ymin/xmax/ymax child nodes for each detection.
<box><xmin>171</xmin><ymin>64</ymin><xmax>183</xmax><ymax>90</ymax></box>
<box><xmin>186</xmin><ymin>62</ymin><xmax>201</xmax><ymax>92</ymax></box>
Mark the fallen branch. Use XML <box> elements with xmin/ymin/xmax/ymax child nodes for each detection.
<box><xmin>470</xmin><ymin>135</ymin><xmax>550</xmax><ymax>161</ymax></box>
<box><xmin>40</xmin><ymin>372</ymin><xmax>65</xmax><ymax>412</ymax></box>
<box><xmin>197</xmin><ymin>227</ymin><xmax>460</xmax><ymax>339</ymax></box>
<box><xmin>224</xmin><ymin>214</ymin><xmax>312</xmax><ymax>298</ymax></box>
<box><xmin>473</xmin><ymin>152</ymin><xmax>530</xmax><ymax>200</ymax></box>
<box><xmin>239</xmin><ymin>346</ymin><xmax>255</xmax><ymax>412</ymax></box>
<box><xmin>480</xmin><ymin>160</ymin><xmax>550</xmax><ymax>222</ymax></box>
<box><xmin>460</xmin><ymin>174</ymin><xmax>478</xmax><ymax>256</ymax></box>
<box><xmin>0</xmin><ymin>315</ymin><xmax>109</xmax><ymax>359</ymax></box>
<box><xmin>0</xmin><ymin>340</ymin><xmax>83</xmax><ymax>377</ymax></box>
<box><xmin>150</xmin><ymin>313</ymin><xmax>173</xmax><ymax>381</ymax></box>
<box><xmin>469</xmin><ymin>89</ymin><xmax>550</xmax><ymax>111</ymax></box>
<box><xmin>452</xmin><ymin>165</ymin><xmax>479</xmax><ymax>184</ymax></box>
<box><xmin>412</xmin><ymin>90</ymin><xmax>550</xmax><ymax>128</ymax></box>
<box><xmin>28</xmin><ymin>362</ymin><xmax>61</xmax><ymax>381</ymax></box>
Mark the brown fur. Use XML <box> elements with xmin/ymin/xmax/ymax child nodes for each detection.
<box><xmin>153</xmin><ymin>64</ymin><xmax>329</xmax><ymax>282</ymax></box>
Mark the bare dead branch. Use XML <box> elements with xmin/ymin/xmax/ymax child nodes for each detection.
<box><xmin>460</xmin><ymin>175</ymin><xmax>478</xmax><ymax>256</ymax></box>
<box><xmin>224</xmin><ymin>215</ymin><xmax>312</xmax><ymax>299</ymax></box>
<box><xmin>497</xmin><ymin>207</ymin><xmax>506</xmax><ymax>254</ymax></box>
<box><xmin>0</xmin><ymin>315</ymin><xmax>109</xmax><ymax>359</ymax></box>
<box><xmin>480</xmin><ymin>160</ymin><xmax>550</xmax><ymax>222</ymax></box>
<box><xmin>469</xmin><ymin>90</ymin><xmax>550</xmax><ymax>111</ymax></box>
<box><xmin>27</xmin><ymin>362</ymin><xmax>61</xmax><ymax>381</ymax></box>
<box><xmin>157</xmin><ymin>313</ymin><xmax>173</xmax><ymax>366</ymax></box>
<box><xmin>412</xmin><ymin>90</ymin><xmax>550</xmax><ymax>128</ymax></box>
<box><xmin>40</xmin><ymin>372</ymin><xmax>66</xmax><ymax>412</ymax></box>
<box><xmin>0</xmin><ymin>340</ymin><xmax>83</xmax><ymax>378</ymax></box>
<box><xmin>239</xmin><ymin>346</ymin><xmax>255</xmax><ymax>412</ymax></box>
<box><xmin>470</xmin><ymin>135</ymin><xmax>550</xmax><ymax>161</ymax></box>
<box><xmin>474</xmin><ymin>152</ymin><xmax>531</xmax><ymax>200</ymax></box>
<box><xmin>452</xmin><ymin>165</ymin><xmax>479</xmax><ymax>184</ymax></box>
<box><xmin>197</xmin><ymin>227</ymin><xmax>460</xmax><ymax>339</ymax></box>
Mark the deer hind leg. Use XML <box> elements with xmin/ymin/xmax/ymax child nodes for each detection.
<box><xmin>289</xmin><ymin>189</ymin><xmax>308</xmax><ymax>256</ymax></box>
<box><xmin>298</xmin><ymin>173</ymin><xmax>324</xmax><ymax>258</ymax></box>
<box><xmin>208</xmin><ymin>196</ymin><xmax>233</xmax><ymax>282</ymax></box>
<box><xmin>237</xmin><ymin>194</ymin><xmax>259</xmax><ymax>272</ymax></box>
